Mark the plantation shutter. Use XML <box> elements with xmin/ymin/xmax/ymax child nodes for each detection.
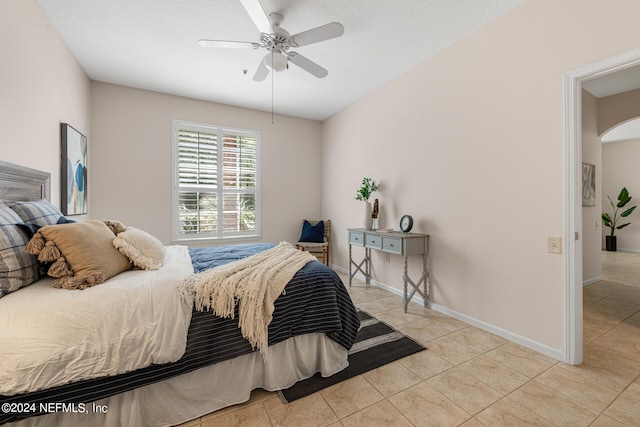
<box><xmin>173</xmin><ymin>121</ymin><xmax>260</xmax><ymax>241</ymax></box>
<box><xmin>222</xmin><ymin>134</ymin><xmax>258</xmax><ymax>234</ymax></box>
<box><xmin>177</xmin><ymin>128</ymin><xmax>218</xmax><ymax>235</ymax></box>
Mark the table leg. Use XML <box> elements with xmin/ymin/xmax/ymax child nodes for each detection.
<box><xmin>423</xmin><ymin>252</ymin><xmax>428</xmax><ymax>307</ymax></box>
<box><xmin>403</xmin><ymin>255</ymin><xmax>409</xmax><ymax>313</ymax></box>
<box><xmin>348</xmin><ymin>244</ymin><xmax>352</xmax><ymax>287</ymax></box>
<box><xmin>365</xmin><ymin>248</ymin><xmax>371</xmax><ymax>285</ymax></box>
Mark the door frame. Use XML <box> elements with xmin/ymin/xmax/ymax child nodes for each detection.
<box><xmin>564</xmin><ymin>47</ymin><xmax>640</xmax><ymax>365</ymax></box>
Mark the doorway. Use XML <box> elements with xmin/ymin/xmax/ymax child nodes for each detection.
<box><xmin>565</xmin><ymin>47</ymin><xmax>640</xmax><ymax>365</ymax></box>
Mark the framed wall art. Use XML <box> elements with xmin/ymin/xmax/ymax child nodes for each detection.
<box><xmin>61</xmin><ymin>123</ymin><xmax>87</xmax><ymax>215</ymax></box>
<box><xmin>582</xmin><ymin>163</ymin><xmax>595</xmax><ymax>207</ymax></box>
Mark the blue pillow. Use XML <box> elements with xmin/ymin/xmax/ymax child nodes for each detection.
<box><xmin>299</xmin><ymin>220</ymin><xmax>324</xmax><ymax>243</ymax></box>
<box><xmin>57</xmin><ymin>216</ymin><xmax>76</xmax><ymax>225</ymax></box>
<box><xmin>15</xmin><ymin>216</ymin><xmax>76</xmax><ymax>238</ymax></box>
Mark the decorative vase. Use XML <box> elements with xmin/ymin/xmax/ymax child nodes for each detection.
<box><xmin>605</xmin><ymin>235</ymin><xmax>617</xmax><ymax>251</ymax></box>
<box><xmin>364</xmin><ymin>202</ymin><xmax>373</xmax><ymax>230</ymax></box>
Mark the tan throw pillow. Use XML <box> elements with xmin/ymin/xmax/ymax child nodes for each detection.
<box><xmin>113</xmin><ymin>228</ymin><xmax>166</xmax><ymax>270</ymax></box>
<box><xmin>27</xmin><ymin>220</ymin><xmax>132</xmax><ymax>289</ymax></box>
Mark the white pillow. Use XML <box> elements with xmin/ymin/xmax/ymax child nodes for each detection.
<box><xmin>113</xmin><ymin>228</ymin><xmax>167</xmax><ymax>270</ymax></box>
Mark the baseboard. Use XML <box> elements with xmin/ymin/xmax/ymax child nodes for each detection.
<box><xmin>615</xmin><ymin>247</ymin><xmax>640</xmax><ymax>253</ymax></box>
<box><xmin>583</xmin><ymin>275</ymin><xmax>603</xmax><ymax>286</ymax></box>
<box><xmin>429</xmin><ymin>303</ymin><xmax>564</xmax><ymax>361</ymax></box>
<box><xmin>332</xmin><ymin>265</ymin><xmax>565</xmax><ymax>362</ymax></box>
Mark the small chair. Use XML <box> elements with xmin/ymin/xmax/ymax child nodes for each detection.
<box><xmin>296</xmin><ymin>220</ymin><xmax>331</xmax><ymax>266</ymax></box>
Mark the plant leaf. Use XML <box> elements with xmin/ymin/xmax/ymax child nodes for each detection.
<box><xmin>617</xmin><ymin>187</ymin><xmax>631</xmax><ymax>207</ymax></box>
<box><xmin>619</xmin><ymin>187</ymin><xmax>629</xmax><ymax>200</ymax></box>
<box><xmin>617</xmin><ymin>222</ymin><xmax>631</xmax><ymax>230</ymax></box>
<box><xmin>620</xmin><ymin>206</ymin><xmax>637</xmax><ymax>217</ymax></box>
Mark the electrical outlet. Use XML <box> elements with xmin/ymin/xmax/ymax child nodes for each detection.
<box><xmin>385</xmin><ymin>253</ymin><xmax>390</xmax><ymax>263</ymax></box>
<box><xmin>547</xmin><ymin>237</ymin><xmax>562</xmax><ymax>254</ymax></box>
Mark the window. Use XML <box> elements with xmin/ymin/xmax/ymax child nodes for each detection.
<box><xmin>172</xmin><ymin>120</ymin><xmax>260</xmax><ymax>242</ymax></box>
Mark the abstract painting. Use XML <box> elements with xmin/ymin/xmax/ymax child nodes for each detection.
<box><xmin>61</xmin><ymin>123</ymin><xmax>87</xmax><ymax>215</ymax></box>
<box><xmin>582</xmin><ymin>163</ymin><xmax>595</xmax><ymax>207</ymax></box>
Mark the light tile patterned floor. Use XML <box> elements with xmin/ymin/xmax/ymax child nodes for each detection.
<box><xmin>179</xmin><ymin>252</ymin><xmax>640</xmax><ymax>426</ymax></box>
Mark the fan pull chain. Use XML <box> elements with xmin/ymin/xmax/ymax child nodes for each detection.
<box><xmin>271</xmin><ymin>51</ymin><xmax>275</xmax><ymax>124</ymax></box>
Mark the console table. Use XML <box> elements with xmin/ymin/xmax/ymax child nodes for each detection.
<box><xmin>347</xmin><ymin>228</ymin><xmax>429</xmax><ymax>312</ymax></box>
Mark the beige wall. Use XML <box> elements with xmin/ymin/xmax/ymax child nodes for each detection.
<box><xmin>597</xmin><ymin>89</ymin><xmax>640</xmax><ymax>252</ymax></box>
<box><xmin>582</xmin><ymin>91</ymin><xmax>603</xmax><ymax>284</ymax></box>
<box><xmin>0</xmin><ymin>0</ymin><xmax>90</xmax><ymax>207</ymax></box>
<box><xmin>602</xmin><ymin>139</ymin><xmax>640</xmax><ymax>251</ymax></box>
<box><xmin>90</xmin><ymin>82</ymin><xmax>322</xmax><ymax>245</ymax></box>
<box><xmin>598</xmin><ymin>88</ymin><xmax>640</xmax><ymax>135</ymax></box>
<box><xmin>583</xmin><ymin>88</ymin><xmax>640</xmax><ymax>282</ymax></box>
<box><xmin>323</xmin><ymin>0</ymin><xmax>640</xmax><ymax>357</ymax></box>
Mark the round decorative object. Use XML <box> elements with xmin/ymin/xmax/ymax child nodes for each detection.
<box><xmin>399</xmin><ymin>215</ymin><xmax>413</xmax><ymax>233</ymax></box>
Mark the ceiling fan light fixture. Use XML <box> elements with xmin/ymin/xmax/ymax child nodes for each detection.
<box><xmin>263</xmin><ymin>50</ymin><xmax>288</xmax><ymax>72</ymax></box>
<box><xmin>199</xmin><ymin>0</ymin><xmax>344</xmax><ymax>80</ymax></box>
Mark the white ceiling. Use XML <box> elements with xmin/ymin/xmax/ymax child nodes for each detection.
<box><xmin>582</xmin><ymin>65</ymin><xmax>640</xmax><ymax>98</ymax></box>
<box><xmin>36</xmin><ymin>0</ymin><xmax>525</xmax><ymax>121</ymax></box>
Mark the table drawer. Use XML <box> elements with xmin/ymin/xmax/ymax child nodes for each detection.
<box><xmin>349</xmin><ymin>231</ymin><xmax>364</xmax><ymax>246</ymax></box>
<box><xmin>382</xmin><ymin>236</ymin><xmax>403</xmax><ymax>254</ymax></box>
<box><xmin>365</xmin><ymin>233</ymin><xmax>382</xmax><ymax>249</ymax></box>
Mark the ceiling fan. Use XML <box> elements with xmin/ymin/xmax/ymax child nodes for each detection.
<box><xmin>199</xmin><ymin>0</ymin><xmax>344</xmax><ymax>81</ymax></box>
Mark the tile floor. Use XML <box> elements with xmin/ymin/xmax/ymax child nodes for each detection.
<box><xmin>179</xmin><ymin>252</ymin><xmax>640</xmax><ymax>426</ymax></box>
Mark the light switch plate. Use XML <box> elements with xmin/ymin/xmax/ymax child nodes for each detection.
<box><xmin>547</xmin><ymin>237</ymin><xmax>562</xmax><ymax>254</ymax></box>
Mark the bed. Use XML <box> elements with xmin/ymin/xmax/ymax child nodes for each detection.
<box><xmin>0</xmin><ymin>160</ymin><xmax>360</xmax><ymax>426</ymax></box>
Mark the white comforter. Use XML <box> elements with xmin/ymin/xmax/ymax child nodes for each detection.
<box><xmin>0</xmin><ymin>246</ymin><xmax>194</xmax><ymax>395</ymax></box>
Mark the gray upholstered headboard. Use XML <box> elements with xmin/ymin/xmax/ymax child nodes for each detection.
<box><xmin>0</xmin><ymin>160</ymin><xmax>51</xmax><ymax>202</ymax></box>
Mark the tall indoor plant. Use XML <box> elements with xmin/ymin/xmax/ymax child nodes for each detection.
<box><xmin>602</xmin><ymin>187</ymin><xmax>637</xmax><ymax>251</ymax></box>
<box><xmin>355</xmin><ymin>177</ymin><xmax>378</xmax><ymax>230</ymax></box>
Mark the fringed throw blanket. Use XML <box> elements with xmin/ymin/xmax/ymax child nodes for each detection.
<box><xmin>179</xmin><ymin>242</ymin><xmax>317</xmax><ymax>355</ymax></box>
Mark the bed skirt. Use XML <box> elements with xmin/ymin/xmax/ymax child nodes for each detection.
<box><xmin>6</xmin><ymin>333</ymin><xmax>347</xmax><ymax>427</ymax></box>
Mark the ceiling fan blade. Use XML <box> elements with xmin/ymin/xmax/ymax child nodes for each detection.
<box><xmin>253</xmin><ymin>60</ymin><xmax>270</xmax><ymax>81</ymax></box>
<box><xmin>198</xmin><ymin>39</ymin><xmax>259</xmax><ymax>49</ymax></box>
<box><xmin>291</xmin><ymin>22</ymin><xmax>344</xmax><ymax>47</ymax></box>
<box><xmin>239</xmin><ymin>0</ymin><xmax>273</xmax><ymax>34</ymax></box>
<box><xmin>287</xmin><ymin>52</ymin><xmax>328</xmax><ymax>78</ymax></box>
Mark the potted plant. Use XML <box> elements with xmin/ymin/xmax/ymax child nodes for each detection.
<box><xmin>355</xmin><ymin>177</ymin><xmax>378</xmax><ymax>230</ymax></box>
<box><xmin>602</xmin><ymin>187</ymin><xmax>637</xmax><ymax>251</ymax></box>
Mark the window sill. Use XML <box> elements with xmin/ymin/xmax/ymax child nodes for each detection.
<box><xmin>172</xmin><ymin>234</ymin><xmax>262</xmax><ymax>246</ymax></box>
